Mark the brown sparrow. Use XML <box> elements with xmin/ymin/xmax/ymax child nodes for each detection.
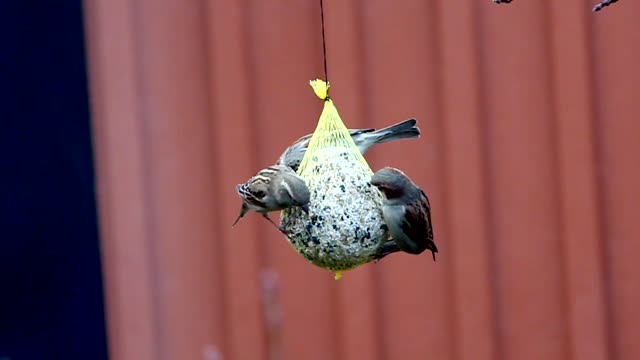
<box><xmin>370</xmin><ymin>167</ymin><xmax>438</xmax><ymax>261</ymax></box>
<box><xmin>233</xmin><ymin>165</ymin><xmax>310</xmax><ymax>230</ymax></box>
<box><xmin>276</xmin><ymin>118</ymin><xmax>420</xmax><ymax>171</ymax></box>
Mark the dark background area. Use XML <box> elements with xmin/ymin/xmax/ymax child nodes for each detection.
<box><xmin>0</xmin><ymin>1</ymin><xmax>108</xmax><ymax>359</ymax></box>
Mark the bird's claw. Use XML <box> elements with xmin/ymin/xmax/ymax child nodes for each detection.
<box><xmin>371</xmin><ymin>239</ymin><xmax>401</xmax><ymax>263</ymax></box>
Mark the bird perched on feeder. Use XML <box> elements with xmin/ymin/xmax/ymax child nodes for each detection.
<box><xmin>233</xmin><ymin>165</ymin><xmax>310</xmax><ymax>230</ymax></box>
<box><xmin>277</xmin><ymin>118</ymin><xmax>420</xmax><ymax>172</ymax></box>
<box><xmin>370</xmin><ymin>167</ymin><xmax>438</xmax><ymax>261</ymax></box>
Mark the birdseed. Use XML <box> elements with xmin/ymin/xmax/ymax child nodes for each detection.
<box><xmin>280</xmin><ymin>147</ymin><xmax>388</xmax><ymax>271</ymax></box>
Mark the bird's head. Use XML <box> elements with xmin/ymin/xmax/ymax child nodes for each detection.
<box><xmin>370</xmin><ymin>167</ymin><xmax>411</xmax><ymax>200</ymax></box>
<box><xmin>236</xmin><ymin>182</ymin><xmax>256</xmax><ymax>197</ymax></box>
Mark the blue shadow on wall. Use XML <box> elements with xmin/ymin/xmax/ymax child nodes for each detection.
<box><xmin>0</xmin><ymin>1</ymin><xmax>108</xmax><ymax>359</ymax></box>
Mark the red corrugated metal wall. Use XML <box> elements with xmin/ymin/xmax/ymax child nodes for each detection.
<box><xmin>83</xmin><ymin>1</ymin><xmax>640</xmax><ymax>359</ymax></box>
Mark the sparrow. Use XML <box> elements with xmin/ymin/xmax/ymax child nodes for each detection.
<box><xmin>233</xmin><ymin>165</ymin><xmax>311</xmax><ymax>231</ymax></box>
<box><xmin>276</xmin><ymin>118</ymin><xmax>420</xmax><ymax>171</ymax></box>
<box><xmin>370</xmin><ymin>167</ymin><xmax>438</xmax><ymax>261</ymax></box>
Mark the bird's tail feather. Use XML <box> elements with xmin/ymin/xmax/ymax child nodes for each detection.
<box><xmin>370</xmin><ymin>118</ymin><xmax>420</xmax><ymax>144</ymax></box>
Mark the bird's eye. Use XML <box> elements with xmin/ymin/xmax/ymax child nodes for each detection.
<box><xmin>253</xmin><ymin>190</ymin><xmax>266</xmax><ymax>198</ymax></box>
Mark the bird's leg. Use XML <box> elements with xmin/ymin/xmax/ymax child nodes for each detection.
<box><xmin>232</xmin><ymin>204</ymin><xmax>250</xmax><ymax>226</ymax></box>
<box><xmin>261</xmin><ymin>213</ymin><xmax>289</xmax><ymax>236</ymax></box>
<box><xmin>373</xmin><ymin>239</ymin><xmax>402</xmax><ymax>262</ymax></box>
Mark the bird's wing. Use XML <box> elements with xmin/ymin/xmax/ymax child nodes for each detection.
<box><xmin>401</xmin><ymin>189</ymin><xmax>437</xmax><ymax>255</ymax></box>
<box><xmin>348</xmin><ymin>128</ymin><xmax>377</xmax><ymax>136</ymax></box>
<box><xmin>276</xmin><ymin>134</ymin><xmax>313</xmax><ymax>165</ymax></box>
<box><xmin>277</xmin><ymin>129</ymin><xmax>375</xmax><ymax>168</ymax></box>
<box><xmin>420</xmin><ymin>189</ymin><xmax>435</xmax><ymax>247</ymax></box>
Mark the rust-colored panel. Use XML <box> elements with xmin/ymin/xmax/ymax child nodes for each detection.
<box><xmin>592</xmin><ymin>2</ymin><xmax>640</xmax><ymax>359</ymax></box>
<box><xmin>85</xmin><ymin>1</ymin><xmax>640</xmax><ymax>360</ymax></box>
<box><xmin>477</xmin><ymin>2</ymin><xmax>571</xmax><ymax>360</ymax></box>
<box><xmin>83</xmin><ymin>0</ymin><xmax>160</xmax><ymax>358</ymax></box>
<box><xmin>548</xmin><ymin>1</ymin><xmax>610</xmax><ymax>360</ymax></box>
<box><xmin>359</xmin><ymin>1</ymin><xmax>455</xmax><ymax>360</ymax></box>
<box><xmin>438</xmin><ymin>1</ymin><xmax>498</xmax><ymax>360</ymax></box>
<box><xmin>85</xmin><ymin>0</ymin><xmax>226</xmax><ymax>359</ymax></box>
<box><xmin>125</xmin><ymin>1</ymin><xmax>223</xmax><ymax>359</ymax></box>
<box><xmin>205</xmin><ymin>1</ymin><xmax>268</xmax><ymax>360</ymax></box>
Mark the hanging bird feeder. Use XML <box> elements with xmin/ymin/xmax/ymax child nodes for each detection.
<box><xmin>280</xmin><ymin>79</ymin><xmax>388</xmax><ymax>280</ymax></box>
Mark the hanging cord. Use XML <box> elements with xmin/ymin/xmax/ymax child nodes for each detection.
<box><xmin>320</xmin><ymin>0</ymin><xmax>329</xmax><ymax>99</ymax></box>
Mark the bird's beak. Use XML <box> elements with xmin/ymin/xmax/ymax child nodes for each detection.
<box><xmin>232</xmin><ymin>203</ymin><xmax>249</xmax><ymax>227</ymax></box>
<box><xmin>370</xmin><ymin>182</ymin><xmax>384</xmax><ymax>191</ymax></box>
<box><xmin>369</xmin><ymin>177</ymin><xmax>383</xmax><ymax>188</ymax></box>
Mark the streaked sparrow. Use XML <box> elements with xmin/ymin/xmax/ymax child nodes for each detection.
<box><xmin>277</xmin><ymin>118</ymin><xmax>420</xmax><ymax>171</ymax></box>
<box><xmin>370</xmin><ymin>167</ymin><xmax>438</xmax><ymax>261</ymax></box>
<box><xmin>233</xmin><ymin>165</ymin><xmax>311</xmax><ymax>230</ymax></box>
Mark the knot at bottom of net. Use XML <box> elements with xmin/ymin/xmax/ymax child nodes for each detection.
<box><xmin>280</xmin><ymin>147</ymin><xmax>388</xmax><ymax>271</ymax></box>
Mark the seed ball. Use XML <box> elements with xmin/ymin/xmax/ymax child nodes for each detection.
<box><xmin>280</xmin><ymin>147</ymin><xmax>388</xmax><ymax>271</ymax></box>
